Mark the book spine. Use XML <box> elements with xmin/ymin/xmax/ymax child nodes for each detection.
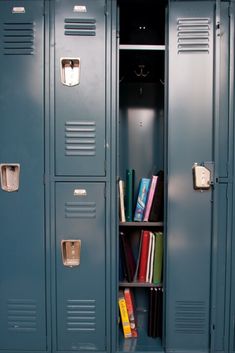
<box><xmin>149</xmin><ymin>232</ymin><xmax>155</xmax><ymax>283</ymax></box>
<box><xmin>119</xmin><ymin>180</ymin><xmax>126</xmax><ymax>222</ymax></box>
<box><xmin>126</xmin><ymin>169</ymin><xmax>135</xmax><ymax>222</ymax></box>
<box><xmin>138</xmin><ymin>230</ymin><xmax>150</xmax><ymax>282</ymax></box>
<box><xmin>120</xmin><ymin>232</ymin><xmax>135</xmax><ymax>282</ymax></box>
<box><xmin>153</xmin><ymin>232</ymin><xmax>163</xmax><ymax>285</ymax></box>
<box><xmin>146</xmin><ymin>232</ymin><xmax>153</xmax><ymax>282</ymax></box>
<box><xmin>124</xmin><ymin>288</ymin><xmax>138</xmax><ymax>337</ymax></box>
<box><xmin>118</xmin><ymin>292</ymin><xmax>132</xmax><ymax>338</ymax></box>
<box><xmin>134</xmin><ymin>178</ymin><xmax>151</xmax><ymax>222</ymax></box>
<box><xmin>149</xmin><ymin>171</ymin><xmax>164</xmax><ymax>222</ymax></box>
<box><xmin>143</xmin><ymin>176</ymin><xmax>158</xmax><ymax>221</ymax></box>
<box><xmin>148</xmin><ymin>287</ymin><xmax>154</xmax><ymax>337</ymax></box>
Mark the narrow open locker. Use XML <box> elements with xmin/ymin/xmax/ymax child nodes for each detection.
<box><xmin>117</xmin><ymin>1</ymin><xmax>167</xmax><ymax>352</ymax></box>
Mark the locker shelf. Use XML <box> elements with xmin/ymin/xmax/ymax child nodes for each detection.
<box><xmin>119</xmin><ymin>45</ymin><xmax>165</xmax><ymax>51</ymax></box>
<box><xmin>119</xmin><ymin>330</ymin><xmax>163</xmax><ymax>352</ymax></box>
<box><xmin>119</xmin><ymin>222</ymin><xmax>163</xmax><ymax>227</ymax></box>
<box><xmin>119</xmin><ymin>282</ymin><xmax>162</xmax><ymax>288</ymax></box>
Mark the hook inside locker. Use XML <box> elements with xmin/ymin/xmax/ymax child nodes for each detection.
<box><xmin>60</xmin><ymin>57</ymin><xmax>80</xmax><ymax>87</ymax></box>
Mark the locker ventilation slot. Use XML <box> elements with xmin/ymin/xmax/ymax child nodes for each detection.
<box><xmin>64</xmin><ymin>18</ymin><xmax>96</xmax><ymax>36</ymax></box>
<box><xmin>65</xmin><ymin>121</ymin><xmax>96</xmax><ymax>156</ymax></box>
<box><xmin>65</xmin><ymin>202</ymin><xmax>96</xmax><ymax>219</ymax></box>
<box><xmin>175</xmin><ymin>301</ymin><xmax>206</xmax><ymax>334</ymax></box>
<box><xmin>7</xmin><ymin>299</ymin><xmax>37</xmax><ymax>332</ymax></box>
<box><xmin>66</xmin><ymin>299</ymin><xmax>96</xmax><ymax>332</ymax></box>
<box><xmin>177</xmin><ymin>18</ymin><xmax>210</xmax><ymax>54</ymax></box>
<box><xmin>3</xmin><ymin>22</ymin><xmax>34</xmax><ymax>55</ymax></box>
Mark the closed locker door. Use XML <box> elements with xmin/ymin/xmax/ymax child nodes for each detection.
<box><xmin>0</xmin><ymin>1</ymin><xmax>46</xmax><ymax>351</ymax></box>
<box><xmin>54</xmin><ymin>0</ymin><xmax>106</xmax><ymax>176</ymax></box>
<box><xmin>166</xmin><ymin>2</ymin><xmax>215</xmax><ymax>352</ymax></box>
<box><xmin>55</xmin><ymin>183</ymin><xmax>106</xmax><ymax>351</ymax></box>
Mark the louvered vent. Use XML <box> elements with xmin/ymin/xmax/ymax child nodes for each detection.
<box><xmin>175</xmin><ymin>301</ymin><xmax>206</xmax><ymax>334</ymax></box>
<box><xmin>3</xmin><ymin>22</ymin><xmax>34</xmax><ymax>55</ymax></box>
<box><xmin>7</xmin><ymin>299</ymin><xmax>37</xmax><ymax>332</ymax></box>
<box><xmin>66</xmin><ymin>299</ymin><xmax>96</xmax><ymax>332</ymax></box>
<box><xmin>65</xmin><ymin>121</ymin><xmax>96</xmax><ymax>156</ymax></box>
<box><xmin>177</xmin><ymin>18</ymin><xmax>210</xmax><ymax>54</ymax></box>
<box><xmin>64</xmin><ymin>18</ymin><xmax>96</xmax><ymax>36</ymax></box>
<box><xmin>65</xmin><ymin>202</ymin><xmax>96</xmax><ymax>219</ymax></box>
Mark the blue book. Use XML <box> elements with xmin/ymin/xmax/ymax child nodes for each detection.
<box><xmin>134</xmin><ymin>178</ymin><xmax>151</xmax><ymax>221</ymax></box>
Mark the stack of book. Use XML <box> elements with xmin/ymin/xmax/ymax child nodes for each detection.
<box><xmin>148</xmin><ymin>287</ymin><xmax>163</xmax><ymax>338</ymax></box>
<box><xmin>118</xmin><ymin>288</ymin><xmax>138</xmax><ymax>338</ymax></box>
<box><xmin>118</xmin><ymin>170</ymin><xmax>164</xmax><ymax>223</ymax></box>
<box><xmin>135</xmin><ymin>231</ymin><xmax>163</xmax><ymax>284</ymax></box>
<box><xmin>120</xmin><ymin>231</ymin><xmax>163</xmax><ymax>285</ymax></box>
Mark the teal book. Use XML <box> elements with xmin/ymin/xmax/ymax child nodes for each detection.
<box><xmin>125</xmin><ymin>169</ymin><xmax>135</xmax><ymax>222</ymax></box>
<box><xmin>134</xmin><ymin>178</ymin><xmax>151</xmax><ymax>222</ymax></box>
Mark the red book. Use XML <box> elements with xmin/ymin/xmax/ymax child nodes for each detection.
<box><xmin>138</xmin><ymin>231</ymin><xmax>150</xmax><ymax>282</ymax></box>
<box><xmin>124</xmin><ymin>288</ymin><xmax>138</xmax><ymax>337</ymax></box>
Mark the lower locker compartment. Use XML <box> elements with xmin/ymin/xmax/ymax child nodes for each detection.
<box><xmin>55</xmin><ymin>182</ymin><xmax>106</xmax><ymax>351</ymax></box>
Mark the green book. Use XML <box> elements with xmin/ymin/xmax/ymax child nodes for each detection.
<box><xmin>153</xmin><ymin>232</ymin><xmax>163</xmax><ymax>285</ymax></box>
<box><xmin>125</xmin><ymin>169</ymin><xmax>135</xmax><ymax>222</ymax></box>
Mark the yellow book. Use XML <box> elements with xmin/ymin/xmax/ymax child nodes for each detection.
<box><xmin>118</xmin><ymin>292</ymin><xmax>132</xmax><ymax>338</ymax></box>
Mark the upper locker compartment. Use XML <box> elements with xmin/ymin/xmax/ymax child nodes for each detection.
<box><xmin>54</xmin><ymin>0</ymin><xmax>106</xmax><ymax>176</ymax></box>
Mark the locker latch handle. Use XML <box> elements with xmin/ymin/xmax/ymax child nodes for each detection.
<box><xmin>192</xmin><ymin>163</ymin><xmax>211</xmax><ymax>190</ymax></box>
<box><xmin>60</xmin><ymin>58</ymin><xmax>80</xmax><ymax>87</ymax></box>
<box><xmin>61</xmin><ymin>240</ymin><xmax>81</xmax><ymax>267</ymax></box>
<box><xmin>0</xmin><ymin>164</ymin><xmax>20</xmax><ymax>192</ymax></box>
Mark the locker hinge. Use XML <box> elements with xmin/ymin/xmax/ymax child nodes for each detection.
<box><xmin>216</xmin><ymin>21</ymin><xmax>221</xmax><ymax>36</ymax></box>
<box><xmin>104</xmin><ymin>186</ymin><xmax>106</xmax><ymax>198</ymax></box>
<box><xmin>104</xmin><ymin>160</ymin><xmax>106</xmax><ymax>173</ymax></box>
<box><xmin>104</xmin><ymin>3</ymin><xmax>108</xmax><ymax>16</ymax></box>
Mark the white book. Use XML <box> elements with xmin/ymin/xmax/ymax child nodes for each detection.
<box><xmin>119</xmin><ymin>180</ymin><xmax>126</xmax><ymax>223</ymax></box>
<box><xmin>149</xmin><ymin>232</ymin><xmax>155</xmax><ymax>283</ymax></box>
<box><xmin>146</xmin><ymin>232</ymin><xmax>154</xmax><ymax>282</ymax></box>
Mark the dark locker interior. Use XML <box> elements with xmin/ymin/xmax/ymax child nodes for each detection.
<box><xmin>0</xmin><ymin>1</ymin><xmax>234</xmax><ymax>353</ymax></box>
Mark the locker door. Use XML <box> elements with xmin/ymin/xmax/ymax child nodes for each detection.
<box><xmin>54</xmin><ymin>0</ymin><xmax>106</xmax><ymax>176</ymax></box>
<box><xmin>55</xmin><ymin>183</ymin><xmax>106</xmax><ymax>351</ymax></box>
<box><xmin>0</xmin><ymin>1</ymin><xmax>46</xmax><ymax>351</ymax></box>
<box><xmin>166</xmin><ymin>2</ymin><xmax>215</xmax><ymax>351</ymax></box>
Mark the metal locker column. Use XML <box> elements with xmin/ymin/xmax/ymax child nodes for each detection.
<box><xmin>166</xmin><ymin>2</ymin><xmax>215</xmax><ymax>351</ymax></box>
<box><xmin>53</xmin><ymin>0</ymin><xmax>107</xmax><ymax>176</ymax></box>
<box><xmin>0</xmin><ymin>1</ymin><xmax>46</xmax><ymax>351</ymax></box>
<box><xmin>55</xmin><ymin>183</ymin><xmax>106</xmax><ymax>351</ymax></box>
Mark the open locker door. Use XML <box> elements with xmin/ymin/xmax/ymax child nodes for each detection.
<box><xmin>166</xmin><ymin>2</ymin><xmax>216</xmax><ymax>352</ymax></box>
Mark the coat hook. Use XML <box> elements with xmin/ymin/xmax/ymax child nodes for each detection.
<box><xmin>134</xmin><ymin>65</ymin><xmax>150</xmax><ymax>78</ymax></box>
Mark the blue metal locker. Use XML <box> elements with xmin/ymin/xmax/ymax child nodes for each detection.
<box><xmin>166</xmin><ymin>1</ymin><xmax>215</xmax><ymax>351</ymax></box>
<box><xmin>53</xmin><ymin>0</ymin><xmax>107</xmax><ymax>177</ymax></box>
<box><xmin>0</xmin><ymin>0</ymin><xmax>47</xmax><ymax>351</ymax></box>
<box><xmin>54</xmin><ymin>182</ymin><xmax>106</xmax><ymax>351</ymax></box>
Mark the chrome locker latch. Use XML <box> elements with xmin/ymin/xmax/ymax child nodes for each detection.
<box><xmin>60</xmin><ymin>58</ymin><xmax>80</xmax><ymax>87</ymax></box>
<box><xmin>61</xmin><ymin>240</ymin><xmax>81</xmax><ymax>267</ymax></box>
<box><xmin>192</xmin><ymin>163</ymin><xmax>212</xmax><ymax>190</ymax></box>
<box><xmin>0</xmin><ymin>164</ymin><xmax>20</xmax><ymax>192</ymax></box>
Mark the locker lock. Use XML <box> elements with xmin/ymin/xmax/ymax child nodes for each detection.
<box><xmin>192</xmin><ymin>163</ymin><xmax>211</xmax><ymax>190</ymax></box>
<box><xmin>61</xmin><ymin>240</ymin><xmax>81</xmax><ymax>267</ymax></box>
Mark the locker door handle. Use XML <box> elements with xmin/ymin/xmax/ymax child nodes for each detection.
<box><xmin>192</xmin><ymin>163</ymin><xmax>211</xmax><ymax>190</ymax></box>
<box><xmin>61</xmin><ymin>240</ymin><xmax>81</xmax><ymax>267</ymax></box>
<box><xmin>0</xmin><ymin>164</ymin><xmax>20</xmax><ymax>192</ymax></box>
<box><xmin>60</xmin><ymin>58</ymin><xmax>80</xmax><ymax>87</ymax></box>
